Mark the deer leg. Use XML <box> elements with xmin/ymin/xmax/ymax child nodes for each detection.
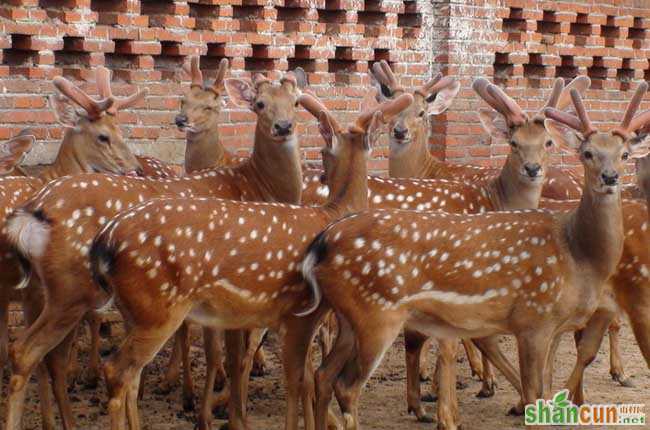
<box><xmin>250</xmin><ymin>343</ymin><xmax>267</xmax><ymax>378</ymax></box>
<box><xmin>516</xmin><ymin>331</ymin><xmax>552</xmax><ymax>407</ymax></box>
<box><xmin>418</xmin><ymin>337</ymin><xmax>433</xmax><ymax>381</ymax></box>
<box><xmin>104</xmin><ymin>320</ymin><xmax>184</xmax><ymax>430</ymax></box>
<box><xmin>35</xmin><ymin>362</ymin><xmax>56</xmax><ymax>430</ymax></box>
<box><xmin>223</xmin><ymin>329</ymin><xmax>250</xmax><ymax>430</ymax></box>
<box><xmin>608</xmin><ymin>316</ymin><xmax>633</xmax><ymax>387</ymax></box>
<box><xmin>542</xmin><ymin>334</ymin><xmax>562</xmax><ymax>397</ymax></box>
<box><xmin>43</xmin><ymin>330</ymin><xmax>77</xmax><ymax>430</ymax></box>
<box><xmin>125</xmin><ymin>370</ymin><xmax>143</xmax><ymax>430</ymax></box>
<box><xmin>282</xmin><ymin>312</ymin><xmax>324</xmax><ymax>430</ymax></box>
<box><xmin>82</xmin><ymin>312</ymin><xmax>103</xmax><ymax>389</ymax></box>
<box><xmin>436</xmin><ymin>339</ymin><xmax>460</xmax><ymax>430</ymax></box>
<box><xmin>472</xmin><ymin>336</ymin><xmax>523</xmax><ymax>414</ymax></box>
<box><xmin>476</xmin><ymin>352</ymin><xmax>496</xmax><ymax>398</ymax></box>
<box><xmin>333</xmin><ymin>317</ymin><xmax>403</xmax><ymax>430</ymax></box>
<box><xmin>403</xmin><ymin>328</ymin><xmax>432</xmax><ymax>422</ymax></box>
<box><xmin>155</xmin><ymin>325</ymin><xmax>185</xmax><ymax>395</ymax></box>
<box><xmin>623</xmin><ymin>301</ymin><xmax>650</xmax><ymax>368</ymax></box>
<box><xmin>177</xmin><ymin>322</ymin><xmax>195</xmax><ymax>412</ymax></box>
<box><xmin>0</xmin><ymin>285</ymin><xmax>10</xmax><ymax>389</ymax></box>
<box><xmin>6</xmin><ymin>301</ymin><xmax>84</xmax><ymax>430</ymax></box>
<box><xmin>315</xmin><ymin>313</ymin><xmax>356</xmax><ymax>430</ymax></box>
<box><xmin>565</xmin><ymin>310</ymin><xmax>613</xmax><ymax>405</ymax></box>
<box><xmin>198</xmin><ymin>327</ymin><xmax>219</xmax><ymax>430</ymax></box>
<box><xmin>461</xmin><ymin>339</ymin><xmax>483</xmax><ymax>380</ymax></box>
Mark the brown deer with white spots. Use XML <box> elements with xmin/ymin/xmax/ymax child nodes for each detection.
<box><xmin>3</xmin><ymin>71</ymin><xmax>311</xmax><ymax>430</ymax></box>
<box><xmin>0</xmin><ymin>69</ymin><xmax>147</xmax><ymax>429</ymax></box>
<box><xmin>87</xmin><ymin>93</ymin><xmax>413</xmax><ymax>430</ymax></box>
<box><xmin>369</xmin><ymin>60</ymin><xmax>586</xmax><ymax>200</ymax></box>
<box><xmin>300</xmin><ymin>85</ymin><xmax>650</xmax><ymax>430</ymax></box>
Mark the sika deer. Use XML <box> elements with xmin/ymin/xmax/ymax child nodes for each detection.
<box><xmin>300</xmin><ymin>86</ymin><xmax>650</xmax><ymax>430</ymax></box>
<box><xmin>0</xmin><ymin>71</ymin><xmax>145</xmax><ymax>429</ymax></box>
<box><xmin>3</xmin><ymin>72</ymin><xmax>308</xmax><ymax>430</ymax></box>
<box><xmin>369</xmin><ymin>60</ymin><xmax>587</xmax><ymax>200</ymax></box>
<box><xmin>87</xmin><ymin>93</ymin><xmax>413</xmax><ymax>430</ymax></box>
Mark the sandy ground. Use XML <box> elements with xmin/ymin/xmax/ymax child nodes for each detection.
<box><xmin>2</xmin><ymin>321</ymin><xmax>648</xmax><ymax>430</ymax></box>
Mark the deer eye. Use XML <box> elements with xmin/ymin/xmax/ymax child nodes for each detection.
<box><xmin>583</xmin><ymin>150</ymin><xmax>593</xmax><ymax>160</ymax></box>
<box><xmin>97</xmin><ymin>134</ymin><xmax>110</xmax><ymax>144</ymax></box>
<box><xmin>509</xmin><ymin>140</ymin><xmax>518</xmax><ymax>149</ymax></box>
<box><xmin>255</xmin><ymin>100</ymin><xmax>265</xmax><ymax>110</ymax></box>
<box><xmin>294</xmin><ymin>100</ymin><xmax>299</xmax><ymax>107</ymax></box>
<box><xmin>621</xmin><ymin>152</ymin><xmax>629</xmax><ymax>161</ymax></box>
<box><xmin>545</xmin><ymin>140</ymin><xmax>553</xmax><ymax>148</ymax></box>
<box><xmin>418</xmin><ymin>110</ymin><xmax>425</xmax><ymax>117</ymax></box>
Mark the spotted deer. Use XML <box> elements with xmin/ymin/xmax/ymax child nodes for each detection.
<box><xmin>3</xmin><ymin>71</ymin><xmax>311</xmax><ymax>430</ymax></box>
<box><xmin>368</xmin><ymin>60</ymin><xmax>586</xmax><ymax>201</ymax></box>
<box><xmin>85</xmin><ymin>93</ymin><xmax>412</xmax><ymax>430</ymax></box>
<box><xmin>0</xmin><ymin>70</ymin><xmax>148</xmax><ymax>429</ymax></box>
<box><xmin>300</xmin><ymin>85</ymin><xmax>650</xmax><ymax>430</ymax></box>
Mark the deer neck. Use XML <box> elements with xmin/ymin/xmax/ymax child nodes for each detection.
<box><xmin>323</xmin><ymin>157</ymin><xmax>369</xmax><ymax>219</ymax></box>
<box><xmin>487</xmin><ymin>155</ymin><xmax>543</xmax><ymax>210</ymax></box>
<box><xmin>184</xmin><ymin>128</ymin><xmax>226</xmax><ymax>173</ymax></box>
<box><xmin>388</xmin><ymin>128</ymin><xmax>436</xmax><ymax>178</ymax></box>
<box><xmin>565</xmin><ymin>187</ymin><xmax>624</xmax><ymax>280</ymax></box>
<box><xmin>245</xmin><ymin>126</ymin><xmax>302</xmax><ymax>204</ymax></box>
<box><xmin>37</xmin><ymin>131</ymin><xmax>83</xmax><ymax>182</ymax></box>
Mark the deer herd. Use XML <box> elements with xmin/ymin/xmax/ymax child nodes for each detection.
<box><xmin>0</xmin><ymin>57</ymin><xmax>647</xmax><ymax>430</ymax></box>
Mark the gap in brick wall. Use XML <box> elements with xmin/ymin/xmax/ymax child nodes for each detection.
<box><xmin>644</xmin><ymin>61</ymin><xmax>650</xmax><ymax>82</ymax></box>
<box><xmin>617</xmin><ymin>59</ymin><xmax>634</xmax><ymax>85</ymax></box>
<box><xmin>202</xmin><ymin>44</ymin><xmax>228</xmax><ymax>79</ymax></box>
<box><xmin>397</xmin><ymin>1</ymin><xmax>421</xmax><ymax>38</ymax></box>
<box><xmin>628</xmin><ymin>18</ymin><xmax>646</xmax><ymax>49</ymax></box>
<box><xmin>588</xmin><ymin>57</ymin><xmax>607</xmax><ymax>89</ymax></box>
<box><xmin>233</xmin><ymin>5</ymin><xmax>265</xmax><ymax>20</ymax></box>
<box><xmin>190</xmin><ymin>2</ymin><xmax>220</xmax><ymax>29</ymax></box>
<box><xmin>38</xmin><ymin>0</ymin><xmax>69</xmax><ymax>10</ymax></box>
<box><xmin>373</xmin><ymin>48</ymin><xmax>390</xmax><ymax>62</ymax></box>
<box><xmin>276</xmin><ymin>5</ymin><xmax>307</xmax><ymax>22</ymax></box>
<box><xmin>3</xmin><ymin>35</ymin><xmax>36</xmax><ymax>67</ymax></box>
<box><xmin>317</xmin><ymin>8</ymin><xmax>345</xmax><ymax>25</ymax></box>
<box><xmin>288</xmin><ymin>57</ymin><xmax>316</xmax><ymax>72</ymax></box>
<box><xmin>537</xmin><ymin>10</ymin><xmax>560</xmax><ymax>35</ymax></box>
<box><xmin>502</xmin><ymin>7</ymin><xmax>525</xmax><ymax>33</ymax></box>
<box><xmin>90</xmin><ymin>0</ymin><xmax>122</xmax><ymax>13</ymax></box>
<box><xmin>105</xmin><ymin>52</ymin><xmax>138</xmax><ymax>70</ymax></box>
<box><xmin>154</xmin><ymin>54</ymin><xmax>185</xmax><ymax>80</ymax></box>
<box><xmin>493</xmin><ymin>52</ymin><xmax>513</xmax><ymax>82</ymax></box>
<box><xmin>570</xmin><ymin>13</ymin><xmax>590</xmax><ymax>46</ymax></box>
<box><xmin>245</xmin><ymin>57</ymin><xmax>275</xmax><ymax>72</ymax></box>
<box><xmin>602</xmin><ymin>16</ymin><xmax>620</xmax><ymax>48</ymax></box>
<box><xmin>555</xmin><ymin>55</ymin><xmax>577</xmax><ymax>79</ymax></box>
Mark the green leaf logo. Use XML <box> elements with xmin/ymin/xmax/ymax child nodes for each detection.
<box><xmin>552</xmin><ymin>390</ymin><xmax>570</xmax><ymax>409</ymax></box>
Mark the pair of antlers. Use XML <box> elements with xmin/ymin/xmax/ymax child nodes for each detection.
<box><xmin>545</xmin><ymin>81</ymin><xmax>650</xmax><ymax>139</ymax></box>
<box><xmin>52</xmin><ymin>67</ymin><xmax>147</xmax><ymax>119</ymax></box>
<box><xmin>472</xmin><ymin>76</ymin><xmax>592</xmax><ymax>127</ymax></box>
<box><xmin>299</xmin><ymin>90</ymin><xmax>413</xmax><ymax>136</ymax></box>
<box><xmin>371</xmin><ymin>60</ymin><xmax>456</xmax><ymax>100</ymax></box>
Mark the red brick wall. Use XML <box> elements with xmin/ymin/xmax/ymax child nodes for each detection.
<box><xmin>439</xmin><ymin>0</ymin><xmax>650</xmax><ymax>174</ymax></box>
<box><xmin>0</xmin><ymin>0</ymin><xmax>648</xmax><ymax>174</ymax></box>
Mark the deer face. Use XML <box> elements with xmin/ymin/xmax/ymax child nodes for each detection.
<box><xmin>69</xmin><ymin>114</ymin><xmax>142</xmax><ymax>175</ymax></box>
<box><xmin>225</xmin><ymin>76</ymin><xmax>302</xmax><ymax>148</ymax></box>
<box><xmin>387</xmin><ymin>94</ymin><xmax>427</xmax><ymax>156</ymax></box>
<box><xmin>479</xmin><ymin>111</ymin><xmax>553</xmax><ymax>185</ymax></box>
<box><xmin>176</xmin><ymin>86</ymin><xmax>223</xmax><ymax>133</ymax></box>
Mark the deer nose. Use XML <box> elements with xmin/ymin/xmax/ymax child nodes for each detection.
<box><xmin>274</xmin><ymin>121</ymin><xmax>293</xmax><ymax>136</ymax></box>
<box><xmin>601</xmin><ymin>172</ymin><xmax>619</xmax><ymax>186</ymax></box>
<box><xmin>524</xmin><ymin>163</ymin><xmax>541</xmax><ymax>178</ymax></box>
<box><xmin>175</xmin><ymin>114</ymin><xmax>188</xmax><ymax>128</ymax></box>
<box><xmin>393</xmin><ymin>125</ymin><xmax>408</xmax><ymax>140</ymax></box>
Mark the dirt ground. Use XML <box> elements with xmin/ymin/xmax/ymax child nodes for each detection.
<box><xmin>2</xmin><ymin>321</ymin><xmax>648</xmax><ymax>430</ymax></box>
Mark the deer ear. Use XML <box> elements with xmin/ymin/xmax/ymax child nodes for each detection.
<box><xmin>0</xmin><ymin>133</ymin><xmax>34</xmax><ymax>174</ymax></box>
<box><xmin>317</xmin><ymin>111</ymin><xmax>335</xmax><ymax>149</ymax></box>
<box><xmin>427</xmin><ymin>81</ymin><xmax>460</xmax><ymax>115</ymax></box>
<box><xmin>629</xmin><ymin>133</ymin><xmax>650</xmax><ymax>159</ymax></box>
<box><xmin>365</xmin><ymin>111</ymin><xmax>383</xmax><ymax>149</ymax></box>
<box><xmin>224</xmin><ymin>78</ymin><xmax>256</xmax><ymax>108</ymax></box>
<box><xmin>293</xmin><ymin>67</ymin><xmax>308</xmax><ymax>90</ymax></box>
<box><xmin>544</xmin><ymin>119</ymin><xmax>581</xmax><ymax>153</ymax></box>
<box><xmin>49</xmin><ymin>93</ymin><xmax>80</xmax><ymax>128</ymax></box>
<box><xmin>368</xmin><ymin>71</ymin><xmax>390</xmax><ymax>103</ymax></box>
<box><xmin>478</xmin><ymin>108</ymin><xmax>509</xmax><ymax>141</ymax></box>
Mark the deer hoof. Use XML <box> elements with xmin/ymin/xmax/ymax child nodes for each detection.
<box><xmin>612</xmin><ymin>373</ymin><xmax>635</xmax><ymax>388</ymax></box>
<box><xmin>507</xmin><ymin>404</ymin><xmax>524</xmax><ymax>416</ymax></box>
<box><xmin>250</xmin><ymin>362</ymin><xmax>266</xmax><ymax>378</ymax></box>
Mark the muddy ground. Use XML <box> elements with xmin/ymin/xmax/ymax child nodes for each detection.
<box><xmin>2</xmin><ymin>320</ymin><xmax>648</xmax><ymax>430</ymax></box>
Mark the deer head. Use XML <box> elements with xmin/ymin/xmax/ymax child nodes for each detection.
<box><xmin>474</xmin><ymin>76</ymin><xmax>590</xmax><ymax>185</ymax></box>
<box><xmin>225</xmin><ymin>72</ymin><xmax>306</xmax><ymax>147</ymax></box>
<box><xmin>48</xmin><ymin>68</ymin><xmax>144</xmax><ymax>177</ymax></box>
<box><xmin>299</xmin><ymin>91</ymin><xmax>414</xmax><ymax>212</ymax></box>
<box><xmin>0</xmin><ymin>130</ymin><xmax>35</xmax><ymax>175</ymax></box>
<box><xmin>544</xmin><ymin>82</ymin><xmax>650</xmax><ymax>198</ymax></box>
<box><xmin>175</xmin><ymin>56</ymin><xmax>229</xmax><ymax>134</ymax></box>
<box><xmin>369</xmin><ymin>61</ymin><xmax>460</xmax><ymax>156</ymax></box>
